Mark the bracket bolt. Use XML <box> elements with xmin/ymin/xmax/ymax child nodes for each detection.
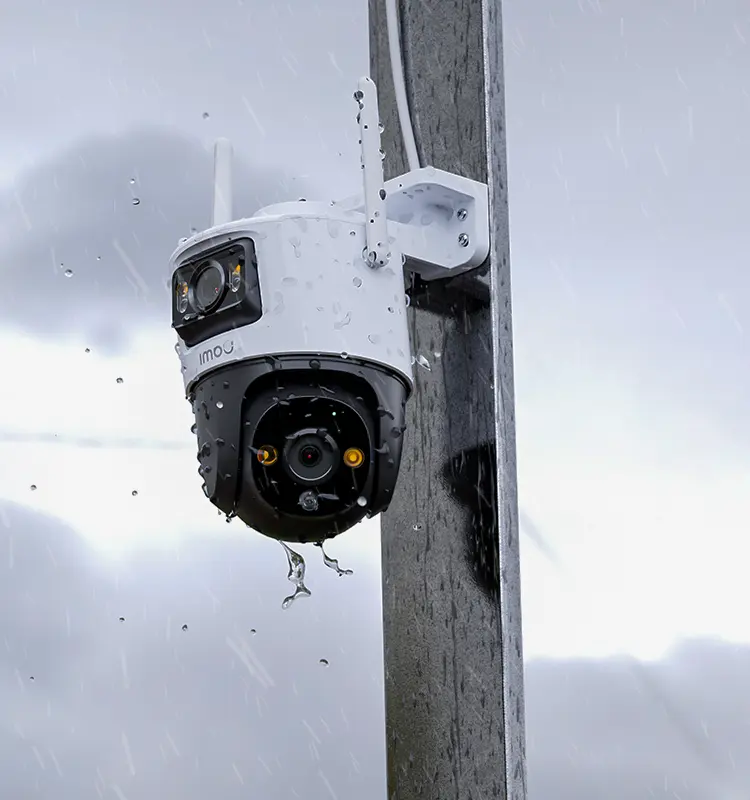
<box><xmin>458</xmin><ymin>232</ymin><xmax>470</xmax><ymax>247</ymax></box>
<box><xmin>456</xmin><ymin>208</ymin><xmax>468</xmax><ymax>221</ymax></box>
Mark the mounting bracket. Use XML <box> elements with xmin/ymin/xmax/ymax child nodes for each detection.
<box><xmin>337</xmin><ymin>165</ymin><xmax>489</xmax><ymax>281</ymax></box>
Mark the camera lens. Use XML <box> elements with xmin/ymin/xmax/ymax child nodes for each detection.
<box><xmin>283</xmin><ymin>431</ymin><xmax>339</xmax><ymax>486</ymax></box>
<box><xmin>192</xmin><ymin>261</ymin><xmax>225</xmax><ymax>313</ymax></box>
<box><xmin>299</xmin><ymin>445</ymin><xmax>321</xmax><ymax>467</ymax></box>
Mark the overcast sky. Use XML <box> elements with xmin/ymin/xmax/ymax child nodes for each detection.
<box><xmin>1</xmin><ymin>0</ymin><xmax>749</xmax><ymax>797</ymax></box>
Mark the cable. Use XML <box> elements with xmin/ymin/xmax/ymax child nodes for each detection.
<box><xmin>384</xmin><ymin>0</ymin><xmax>421</xmax><ymax>172</ymax></box>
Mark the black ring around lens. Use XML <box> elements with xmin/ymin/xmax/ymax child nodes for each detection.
<box><xmin>190</xmin><ymin>260</ymin><xmax>226</xmax><ymax>314</ymax></box>
<box><xmin>283</xmin><ymin>430</ymin><xmax>339</xmax><ymax>485</ymax></box>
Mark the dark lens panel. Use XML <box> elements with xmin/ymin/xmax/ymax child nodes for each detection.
<box><xmin>172</xmin><ymin>239</ymin><xmax>261</xmax><ymax>348</ymax></box>
<box><xmin>251</xmin><ymin>395</ymin><xmax>371</xmax><ymax>519</ymax></box>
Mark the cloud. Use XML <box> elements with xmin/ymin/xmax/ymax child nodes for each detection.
<box><xmin>0</xmin><ymin>127</ymin><xmax>318</xmax><ymax>353</ymax></box>
<box><xmin>2</xmin><ymin>500</ymin><xmax>749</xmax><ymax>799</ymax></box>
<box><xmin>525</xmin><ymin>640</ymin><xmax>750</xmax><ymax>799</ymax></box>
<box><xmin>0</xmin><ymin>500</ymin><xmax>386</xmax><ymax>799</ymax></box>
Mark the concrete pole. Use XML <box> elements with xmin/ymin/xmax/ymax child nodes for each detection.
<box><xmin>368</xmin><ymin>1</ymin><xmax>527</xmax><ymax>798</ymax></box>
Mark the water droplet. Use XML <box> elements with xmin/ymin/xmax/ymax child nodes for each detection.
<box><xmin>116</xmin><ymin>377</ymin><xmax>124</xmax><ymax>384</ymax></box>
<box><xmin>340</xmin><ymin>352</ymin><xmax>349</xmax><ymax>359</ymax></box>
<box><xmin>129</xmin><ymin>178</ymin><xmax>136</xmax><ymax>185</ymax></box>
<box><xmin>216</xmin><ymin>400</ymin><xmax>224</xmax><ymax>409</ymax></box>
<box><xmin>63</xmin><ymin>268</ymin><xmax>73</xmax><ymax>278</ymax></box>
<box><xmin>352</xmin><ymin>276</ymin><xmax>362</xmax><ymax>288</ymax></box>
<box><xmin>30</xmin><ymin>484</ymin><xmax>37</xmax><ymax>491</ymax></box>
<box><xmin>202</xmin><ymin>111</ymin><xmax>210</xmax><ymax>119</ymax></box>
<box><xmin>190</xmin><ymin>423</ymin><xmax>197</xmax><ymax>434</ymax></box>
<box><xmin>368</xmin><ymin>333</ymin><xmax>381</xmax><ymax>344</ymax></box>
<box><xmin>309</xmin><ymin>359</ymin><xmax>321</xmax><ymax>369</ymax></box>
<box><xmin>84</xmin><ymin>347</ymin><xmax>90</xmax><ymax>353</ymax></box>
<box><xmin>458</xmin><ymin>232</ymin><xmax>470</xmax><ymax>247</ymax></box>
<box><xmin>412</xmin><ymin>523</ymin><xmax>423</xmax><ymax>531</ymax></box>
<box><xmin>316</xmin><ymin>541</ymin><xmax>354</xmax><ymax>576</ymax></box>
<box><xmin>119</xmin><ymin>616</ymin><xmax>125</xmax><ymax>622</ymax></box>
<box><xmin>250</xmin><ymin>628</ymin><xmax>257</xmax><ymax>635</ymax></box>
<box><xmin>96</xmin><ymin>256</ymin><xmax>102</xmax><ymax>261</ymax></box>
<box><xmin>378</xmin><ymin>122</ymin><xmax>385</xmax><ymax>133</ymax></box>
<box><xmin>182</xmin><ymin>624</ymin><xmax>188</xmax><ymax>631</ymax></box>
<box><xmin>415</xmin><ymin>354</ymin><xmax>431</xmax><ymax>371</ymax></box>
<box><xmin>333</xmin><ymin>312</ymin><xmax>352</xmax><ymax>330</ymax></box>
<box><xmin>349</xmin><ymin>230</ymin><xmax>356</xmax><ymax>237</ymax></box>
<box><xmin>280</xmin><ymin>542</ymin><xmax>312</xmax><ymax>610</ymax></box>
<box><xmin>405</xmin><ymin>294</ymin><xmax>411</xmax><ymax>308</ymax></box>
<box><xmin>319</xmin><ymin>658</ymin><xmax>330</xmax><ymax>667</ymax></box>
<box><xmin>131</xmin><ymin>490</ymin><xmax>138</xmax><ymax>497</ymax></box>
<box><xmin>131</xmin><ymin>198</ymin><xmax>141</xmax><ymax>206</ymax></box>
<box><xmin>356</xmin><ymin>496</ymin><xmax>367</xmax><ymax>507</ymax></box>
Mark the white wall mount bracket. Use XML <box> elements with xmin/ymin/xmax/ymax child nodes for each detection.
<box><xmin>337</xmin><ymin>165</ymin><xmax>490</xmax><ymax>281</ymax></box>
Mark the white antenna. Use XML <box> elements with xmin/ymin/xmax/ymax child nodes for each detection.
<box><xmin>212</xmin><ymin>138</ymin><xmax>234</xmax><ymax>226</ymax></box>
<box><xmin>355</xmin><ymin>77</ymin><xmax>390</xmax><ymax>268</ymax></box>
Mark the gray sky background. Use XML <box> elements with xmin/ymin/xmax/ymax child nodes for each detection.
<box><xmin>1</xmin><ymin>0</ymin><xmax>749</xmax><ymax>797</ymax></box>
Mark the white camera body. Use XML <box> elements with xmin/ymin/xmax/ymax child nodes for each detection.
<box><xmin>168</xmin><ymin>77</ymin><xmax>489</xmax><ymax>543</ymax></box>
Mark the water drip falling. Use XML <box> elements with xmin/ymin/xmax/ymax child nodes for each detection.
<box><xmin>280</xmin><ymin>542</ymin><xmax>311</xmax><ymax>609</ymax></box>
<box><xmin>314</xmin><ymin>542</ymin><xmax>354</xmax><ymax>577</ymax></box>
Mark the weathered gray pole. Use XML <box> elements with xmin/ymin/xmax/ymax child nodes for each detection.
<box><xmin>369</xmin><ymin>1</ymin><xmax>527</xmax><ymax>798</ymax></box>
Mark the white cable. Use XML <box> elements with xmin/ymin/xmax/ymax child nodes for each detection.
<box><xmin>384</xmin><ymin>0</ymin><xmax>421</xmax><ymax>172</ymax></box>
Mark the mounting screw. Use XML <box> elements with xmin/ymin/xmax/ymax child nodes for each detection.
<box><xmin>458</xmin><ymin>233</ymin><xmax>470</xmax><ymax>247</ymax></box>
<box><xmin>456</xmin><ymin>208</ymin><xmax>468</xmax><ymax>221</ymax></box>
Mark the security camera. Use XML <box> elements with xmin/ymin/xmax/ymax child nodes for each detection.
<box><xmin>169</xmin><ymin>77</ymin><xmax>489</xmax><ymax>544</ymax></box>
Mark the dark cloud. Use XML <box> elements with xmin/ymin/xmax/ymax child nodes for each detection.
<box><xmin>0</xmin><ymin>128</ymin><xmax>317</xmax><ymax>352</ymax></box>
<box><xmin>0</xmin><ymin>501</ymin><xmax>385</xmax><ymax>798</ymax></box>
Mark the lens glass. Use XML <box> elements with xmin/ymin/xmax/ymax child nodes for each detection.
<box><xmin>193</xmin><ymin>262</ymin><xmax>225</xmax><ymax>312</ymax></box>
<box><xmin>299</xmin><ymin>445</ymin><xmax>321</xmax><ymax>467</ymax></box>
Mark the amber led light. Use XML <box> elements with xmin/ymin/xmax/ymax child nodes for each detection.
<box><xmin>343</xmin><ymin>447</ymin><xmax>365</xmax><ymax>468</ymax></box>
